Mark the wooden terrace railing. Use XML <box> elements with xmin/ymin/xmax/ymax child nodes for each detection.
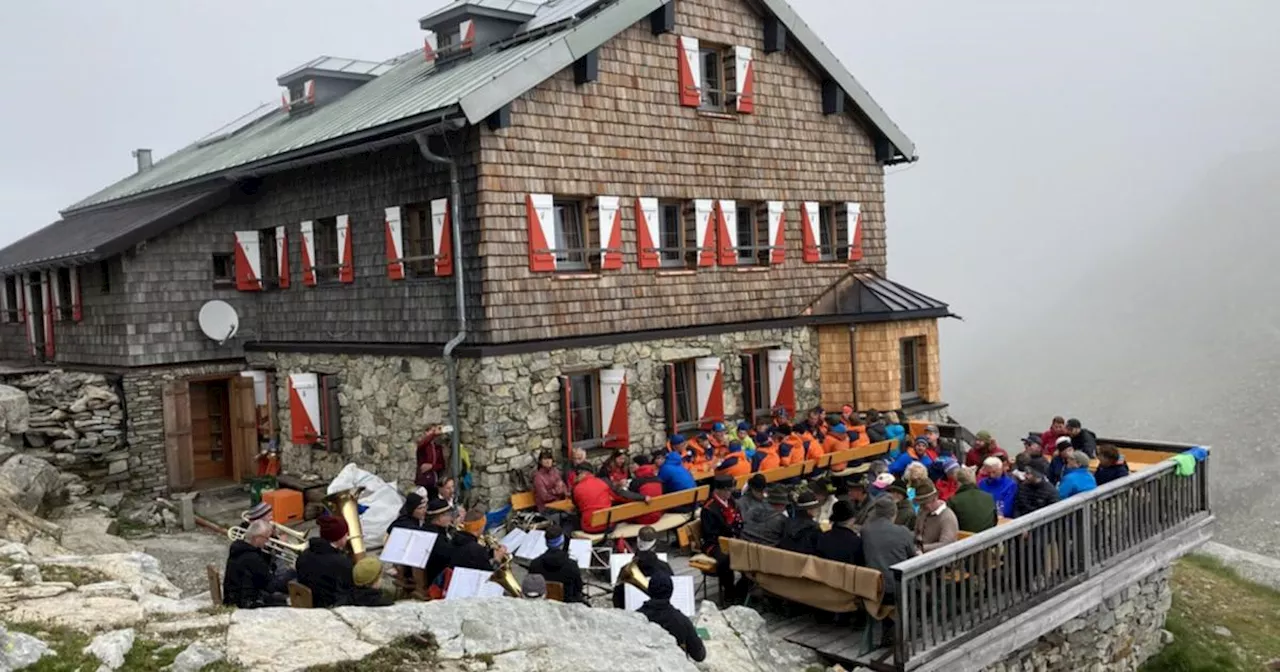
<box><xmin>888</xmin><ymin>439</ymin><xmax>1212</xmax><ymax>671</ymax></box>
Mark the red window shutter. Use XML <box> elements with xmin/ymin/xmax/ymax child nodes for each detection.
<box><xmin>288</xmin><ymin>373</ymin><xmax>321</xmax><ymax>444</ymax></box>
<box><xmin>432</xmin><ymin>198</ymin><xmax>454</xmax><ymax>277</ymax></box>
<box><xmin>526</xmin><ymin>194</ymin><xmax>556</xmax><ymax>272</ymax></box>
<box><xmin>599</xmin><ymin>368</ymin><xmax>629</xmax><ymax>449</ymax></box>
<box><xmin>766</xmin><ymin>201</ymin><xmax>786</xmax><ymax>265</ymax></box>
<box><xmin>693</xmin><ymin>199</ymin><xmax>716</xmax><ymax>267</ymax></box>
<box><xmin>423</xmin><ymin>33</ymin><xmax>438</xmax><ymax>63</ymax></box>
<box><xmin>385</xmin><ymin>206</ymin><xmax>404</xmax><ymax>281</ymax></box>
<box><xmin>801</xmin><ymin>202</ymin><xmax>821</xmax><ymax>263</ymax></box>
<box><xmin>716</xmin><ymin>200</ymin><xmax>738</xmax><ymax>266</ymax></box>
<box><xmin>40</xmin><ymin>272</ymin><xmax>54</xmax><ymax>359</ymax></box>
<box><xmin>597</xmin><ymin>196</ymin><xmax>623</xmax><ymax>271</ymax></box>
<box><xmin>733</xmin><ymin>46</ymin><xmax>754</xmax><ymax>113</ymax></box>
<box><xmin>694</xmin><ymin>357</ymin><xmax>724</xmax><ymax>428</ymax></box>
<box><xmin>740</xmin><ymin>354</ymin><xmax>758</xmax><ymax>424</ymax></box>
<box><xmin>677</xmin><ymin>36</ymin><xmax>702</xmax><ymax>107</ymax></box>
<box><xmin>767</xmin><ymin>349</ymin><xmax>796</xmax><ymax>419</ymax></box>
<box><xmin>559</xmin><ymin>374</ymin><xmax>574</xmax><ymax>460</ymax></box>
<box><xmin>276</xmin><ymin>226</ymin><xmax>290</xmax><ymax>289</ymax></box>
<box><xmin>663</xmin><ymin>363</ymin><xmax>678</xmax><ymax>436</ymax></box>
<box><xmin>460</xmin><ymin>19</ymin><xmax>476</xmax><ymax>49</ymax></box>
<box><xmin>70</xmin><ymin>267</ymin><xmax>83</xmax><ymax>322</ymax></box>
<box><xmin>304</xmin><ymin>80</ymin><xmax>316</xmax><ymax>104</ymax></box>
<box><xmin>300</xmin><ymin>221</ymin><xmax>317</xmax><ymax>287</ymax></box>
<box><xmin>337</xmin><ymin>215</ymin><xmax>354</xmax><ymax>283</ymax></box>
<box><xmin>234</xmin><ymin>231</ymin><xmax>262</xmax><ymax>291</ymax></box>
<box><xmin>635</xmin><ymin>198</ymin><xmax>661</xmax><ymax>270</ymax></box>
<box><xmin>846</xmin><ymin>202</ymin><xmax>864</xmax><ymax>262</ymax></box>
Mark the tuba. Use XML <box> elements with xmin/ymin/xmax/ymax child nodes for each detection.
<box><xmin>617</xmin><ymin>557</ymin><xmax>651</xmax><ymax>594</ymax></box>
<box><xmin>227</xmin><ymin>525</ymin><xmax>308</xmax><ymax>567</ymax></box>
<box><xmin>324</xmin><ymin>487</ymin><xmax>367</xmax><ymax>561</ymax></box>
<box><xmin>480</xmin><ymin>532</ymin><xmax>524</xmax><ymax>598</ymax></box>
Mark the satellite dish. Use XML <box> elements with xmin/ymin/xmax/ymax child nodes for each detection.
<box><xmin>198</xmin><ymin>300</ymin><xmax>240</xmax><ymax>345</ymax></box>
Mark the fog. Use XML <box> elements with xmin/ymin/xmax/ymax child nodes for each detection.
<box><xmin>2</xmin><ymin>2</ymin><xmax>1277</xmax><ymax>554</ymax></box>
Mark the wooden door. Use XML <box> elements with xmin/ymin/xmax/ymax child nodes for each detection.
<box><xmin>191</xmin><ymin>381</ymin><xmax>234</xmax><ymax>482</ymax></box>
<box><xmin>163</xmin><ymin>380</ymin><xmax>194</xmax><ymax>491</ymax></box>
<box><xmin>229</xmin><ymin>375</ymin><xmax>259</xmax><ymax>482</ymax></box>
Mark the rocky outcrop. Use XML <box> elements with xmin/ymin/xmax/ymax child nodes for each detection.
<box><xmin>0</xmin><ymin>623</ymin><xmax>51</xmax><ymax>670</ymax></box>
<box><xmin>3</xmin><ymin>371</ymin><xmax>127</xmax><ymax>490</ymax></box>
<box><xmin>0</xmin><ymin>455</ymin><xmax>64</xmax><ymax>514</ymax></box>
<box><xmin>0</xmin><ymin>386</ymin><xmax>29</xmax><ymax>439</ymax></box>
<box><xmin>695</xmin><ymin>603</ymin><xmax>822</xmax><ymax>672</ymax></box>
<box><xmin>83</xmin><ymin>628</ymin><xmax>135</xmax><ymax>671</ymax></box>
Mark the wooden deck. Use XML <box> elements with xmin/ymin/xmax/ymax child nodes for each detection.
<box><xmin>766</xmin><ymin>613</ymin><xmax>895</xmax><ymax>667</ymax></box>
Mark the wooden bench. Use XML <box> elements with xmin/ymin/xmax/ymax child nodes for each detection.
<box><xmin>721</xmin><ymin>537</ymin><xmax>890</xmax><ymax>617</ymax></box>
<box><xmin>815</xmin><ymin>440</ymin><xmax>894</xmax><ymax>470</ymax></box>
<box><xmin>206</xmin><ymin>564</ymin><xmax>223</xmax><ymax>607</ymax></box>
<box><xmin>511</xmin><ymin>491</ymin><xmax>575</xmax><ymax>513</ymax></box>
<box><xmin>677</xmin><ymin>519</ymin><xmax>720</xmax><ymax>599</ymax></box>
<box><xmin>545</xmin><ymin>581</ymin><xmax>565</xmax><ymax>602</ymax></box>
<box><xmin>572</xmin><ymin>485</ymin><xmax>710</xmax><ymax>542</ymax></box>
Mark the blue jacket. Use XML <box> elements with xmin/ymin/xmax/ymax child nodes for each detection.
<box><xmin>884</xmin><ymin>424</ymin><xmax>906</xmax><ymax>451</ymax></box>
<box><xmin>978</xmin><ymin>474</ymin><xmax>1018</xmax><ymax>518</ymax></box>
<box><xmin>888</xmin><ymin>448</ymin><xmax>934</xmax><ymax>476</ymax></box>
<box><xmin>658</xmin><ymin>453</ymin><xmax>696</xmax><ymax>493</ymax></box>
<box><xmin>1047</xmin><ymin>454</ymin><xmax>1068</xmax><ymax>485</ymax></box>
<box><xmin>1058</xmin><ymin>467</ymin><xmax>1097</xmax><ymax>499</ymax></box>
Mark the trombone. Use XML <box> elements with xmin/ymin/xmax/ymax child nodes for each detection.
<box><xmin>241</xmin><ymin>512</ymin><xmax>308</xmax><ymax>545</ymax></box>
<box><xmin>227</xmin><ymin>524</ymin><xmax>308</xmax><ymax>568</ymax></box>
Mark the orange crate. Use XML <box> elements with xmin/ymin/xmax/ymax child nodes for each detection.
<box><xmin>262</xmin><ymin>489</ymin><xmax>304</xmax><ymax>525</ymax></box>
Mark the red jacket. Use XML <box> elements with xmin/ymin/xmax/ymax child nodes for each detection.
<box><xmin>415</xmin><ymin>434</ymin><xmax>446</xmax><ymax>489</ymax></box>
<box><xmin>936</xmin><ymin>477</ymin><xmax>958</xmax><ymax>502</ymax></box>
<box><xmin>533</xmin><ymin>467</ymin><xmax>568</xmax><ymax>511</ymax></box>
<box><xmin>965</xmin><ymin>444</ymin><xmax>1010</xmax><ymax>468</ymax></box>
<box><xmin>573</xmin><ymin>474</ymin><xmax>631</xmax><ymax>534</ymax></box>
<box><xmin>1040</xmin><ymin>429</ymin><xmax>1068</xmax><ymax>457</ymax></box>
<box><xmin>629</xmin><ymin>465</ymin><xmax>665</xmax><ymax>525</ymax></box>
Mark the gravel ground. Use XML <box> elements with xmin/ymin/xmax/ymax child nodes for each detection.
<box><xmin>134</xmin><ymin>530</ymin><xmax>233</xmax><ymax>597</ymax></box>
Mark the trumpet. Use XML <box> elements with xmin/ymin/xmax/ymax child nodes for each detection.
<box><xmin>227</xmin><ymin>525</ymin><xmax>308</xmax><ymax>567</ymax></box>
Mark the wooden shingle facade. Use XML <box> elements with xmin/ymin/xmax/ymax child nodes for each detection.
<box><xmin>0</xmin><ymin>0</ymin><xmax>953</xmax><ymax>500</ymax></box>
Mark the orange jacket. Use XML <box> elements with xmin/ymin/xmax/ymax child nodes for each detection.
<box><xmin>709</xmin><ymin>434</ymin><xmax>730</xmax><ymax>459</ymax></box>
<box><xmin>687</xmin><ymin>441</ymin><xmax>715</xmax><ymax>471</ymax></box>
<box><xmin>800</xmin><ymin>432</ymin><xmax>825</xmax><ymax>462</ymax></box>
<box><xmin>780</xmin><ymin>434</ymin><xmax>807</xmax><ymax>466</ymax></box>
<box><xmin>715</xmin><ymin>449</ymin><xmax>751</xmax><ymax>479</ymax></box>
<box><xmin>754</xmin><ymin>444</ymin><xmax>781</xmax><ymax>472</ymax></box>
<box><xmin>824</xmin><ymin>434</ymin><xmax>852</xmax><ymax>471</ymax></box>
<box><xmin>848</xmin><ymin>424</ymin><xmax>870</xmax><ymax>448</ymax></box>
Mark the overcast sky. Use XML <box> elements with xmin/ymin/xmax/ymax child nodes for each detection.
<box><xmin>2</xmin><ymin>0</ymin><xmax>1278</xmax><ymax>377</ymax></box>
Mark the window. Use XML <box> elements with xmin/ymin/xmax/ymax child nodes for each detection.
<box><xmin>319</xmin><ymin>374</ymin><xmax>344</xmax><ymax>453</ymax></box>
<box><xmin>437</xmin><ymin>29</ymin><xmax>457</xmax><ymax>50</ymax></box>
<box><xmin>3</xmin><ymin>277</ymin><xmax>18</xmax><ymax>322</ymax></box>
<box><xmin>672</xmin><ymin>359</ymin><xmax>697</xmax><ymax>429</ymax></box>
<box><xmin>55</xmin><ymin>269</ymin><xmax>73</xmax><ymax>320</ymax></box>
<box><xmin>741</xmin><ymin>352</ymin><xmax>771</xmax><ymax>424</ymax></box>
<box><xmin>658</xmin><ymin>202</ymin><xmax>687</xmax><ymax>267</ymax></box>
<box><xmin>700</xmin><ymin>46</ymin><xmax>726</xmax><ymax>110</ymax></box>
<box><xmin>818</xmin><ymin>204</ymin><xmax>848</xmax><ymax>262</ymax></box>
<box><xmin>99</xmin><ymin>260</ymin><xmax>111</xmax><ymax>294</ymax></box>
<box><xmin>211</xmin><ymin>253</ymin><xmax>235</xmax><ymax>288</ymax></box>
<box><xmin>566</xmin><ymin>371</ymin><xmax>600</xmax><ymax>447</ymax></box>
<box><xmin>900</xmin><ymin>337</ymin><xmax>921</xmax><ymax>401</ymax></box>
<box><xmin>403</xmin><ymin>203</ymin><xmax>438</xmax><ymax>279</ymax></box>
<box><xmin>736</xmin><ymin>203</ymin><xmax>770</xmax><ymax>264</ymax></box>
<box><xmin>313</xmin><ymin>217</ymin><xmax>340</xmax><ymax>283</ymax></box>
<box><xmin>259</xmin><ymin>228</ymin><xmax>279</xmax><ymax>289</ymax></box>
<box><xmin>552</xmin><ymin>200</ymin><xmax>589</xmax><ymax>271</ymax></box>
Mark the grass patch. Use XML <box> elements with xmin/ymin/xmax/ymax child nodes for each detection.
<box><xmin>1141</xmin><ymin>554</ymin><xmax>1280</xmax><ymax>672</ymax></box>
<box><xmin>2</xmin><ymin>621</ymin><xmax>234</xmax><ymax>672</ymax></box>
<box><xmin>38</xmin><ymin>565</ymin><xmax>111</xmax><ymax>587</ymax></box>
<box><xmin>112</xmin><ymin>518</ymin><xmax>153</xmax><ymax>539</ymax></box>
<box><xmin>305</xmin><ymin>636</ymin><xmax>436</xmax><ymax>671</ymax></box>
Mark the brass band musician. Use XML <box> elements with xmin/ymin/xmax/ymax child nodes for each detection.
<box><xmin>295</xmin><ymin>515</ymin><xmax>354</xmax><ymax>608</ymax></box>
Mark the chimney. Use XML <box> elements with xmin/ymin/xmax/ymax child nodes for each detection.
<box><xmin>132</xmin><ymin>148</ymin><xmax>153</xmax><ymax>174</ymax></box>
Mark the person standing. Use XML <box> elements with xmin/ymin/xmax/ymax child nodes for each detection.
<box><xmin>700</xmin><ymin>475</ymin><xmax>743</xmax><ymax>606</ymax></box>
<box><xmin>860</xmin><ymin>496</ymin><xmax>919</xmax><ymax>647</ymax></box>
<box><xmin>296</xmin><ymin>515</ymin><xmax>355</xmax><ymax>608</ymax></box>
<box><xmin>416</xmin><ymin>426</ymin><xmax>448</xmax><ymax>492</ymax></box>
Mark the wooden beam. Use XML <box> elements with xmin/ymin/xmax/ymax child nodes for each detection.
<box><xmin>822</xmin><ymin>80</ymin><xmax>843</xmax><ymax>115</ymax></box>
<box><xmin>574</xmin><ymin>50</ymin><xmax>599</xmax><ymax>85</ymax></box>
<box><xmin>649</xmin><ymin>2</ymin><xmax>674</xmax><ymax>34</ymax></box>
<box><xmin>763</xmin><ymin>17</ymin><xmax>786</xmax><ymax>54</ymax></box>
<box><xmin>486</xmin><ymin>104</ymin><xmax>512</xmax><ymax>131</ymax></box>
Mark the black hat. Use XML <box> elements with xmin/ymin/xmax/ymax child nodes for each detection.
<box><xmin>712</xmin><ymin>474</ymin><xmax>735</xmax><ymax>491</ymax></box>
<box><xmin>888</xmin><ymin>482</ymin><xmax>909</xmax><ymax>498</ymax></box>
<box><xmin>765</xmin><ymin>485</ymin><xmax>790</xmax><ymax>505</ymax></box>
<box><xmin>633</xmin><ymin>454</ymin><xmax>651</xmax><ymax>466</ymax></box>
<box><xmin>426</xmin><ymin>498</ymin><xmax>452</xmax><ymax>516</ymax></box>
<box><xmin>794</xmin><ymin>490</ymin><xmax>820</xmax><ymax>510</ymax></box>
<box><xmin>830</xmin><ymin>500</ymin><xmax>856</xmax><ymax>524</ymax></box>
<box><xmin>400</xmin><ymin>492</ymin><xmax>424</xmax><ymax>516</ymax></box>
<box><xmin>747</xmin><ymin>474</ymin><xmax>767</xmax><ymax>492</ymax></box>
<box><xmin>1022</xmin><ymin>433</ymin><xmax>1042</xmax><ymax>446</ymax></box>
<box><xmin>648</xmin><ymin>572</ymin><xmax>674</xmax><ymax>600</ymax></box>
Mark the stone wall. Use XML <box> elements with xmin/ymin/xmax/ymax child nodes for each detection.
<box><xmin>258</xmin><ymin>325</ymin><xmax>819</xmax><ymax>506</ymax></box>
<box><xmin>121</xmin><ymin>361</ymin><xmax>249</xmax><ymax>496</ymax></box>
<box><xmin>984</xmin><ymin>566</ymin><xmax>1173</xmax><ymax>672</ymax></box>
<box><xmin>0</xmin><ymin>371</ymin><xmax>128</xmax><ymax>492</ymax></box>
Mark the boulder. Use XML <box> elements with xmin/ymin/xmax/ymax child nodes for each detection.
<box><xmin>145</xmin><ymin>614</ymin><xmax>231</xmax><ymax>635</ymax></box>
<box><xmin>0</xmin><ymin>623</ymin><xmax>51</xmax><ymax>670</ymax></box>
<box><xmin>84</xmin><ymin>628</ymin><xmax>135</xmax><ymax>671</ymax></box>
<box><xmin>694</xmin><ymin>603</ymin><xmax>823</xmax><ymax>672</ymax></box>
<box><xmin>35</xmin><ymin>551</ymin><xmax>182</xmax><ymax>599</ymax></box>
<box><xmin>5</xmin><ymin>595</ymin><xmax>144</xmax><ymax>632</ymax></box>
<box><xmin>226</xmin><ymin>608</ymin><xmax>378</xmax><ymax>672</ymax></box>
<box><xmin>166</xmin><ymin>642</ymin><xmax>225</xmax><ymax>672</ymax></box>
<box><xmin>0</xmin><ymin>455</ymin><xmax>63</xmax><ymax>514</ymax></box>
<box><xmin>0</xmin><ymin>386</ymin><xmax>29</xmax><ymax>436</ymax></box>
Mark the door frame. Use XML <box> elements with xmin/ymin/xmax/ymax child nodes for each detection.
<box><xmin>164</xmin><ymin>372</ymin><xmax>259</xmax><ymax>491</ymax></box>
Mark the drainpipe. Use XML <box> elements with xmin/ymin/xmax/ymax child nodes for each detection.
<box><xmin>848</xmin><ymin>324</ymin><xmax>859</xmax><ymax>411</ymax></box>
<box><xmin>414</xmin><ymin>122</ymin><xmax>467</xmax><ymax>480</ymax></box>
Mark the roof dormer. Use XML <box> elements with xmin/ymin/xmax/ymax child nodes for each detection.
<box><xmin>420</xmin><ymin>0</ymin><xmax>539</xmax><ymax>64</ymax></box>
<box><xmin>276</xmin><ymin>56</ymin><xmax>394</xmax><ymax>115</ymax></box>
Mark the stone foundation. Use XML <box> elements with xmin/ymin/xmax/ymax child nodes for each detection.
<box><xmin>121</xmin><ymin>361</ymin><xmax>249</xmax><ymax>496</ymax></box>
<box><xmin>255</xmin><ymin>325</ymin><xmax>819</xmax><ymax>506</ymax></box>
<box><xmin>0</xmin><ymin>371</ymin><xmax>127</xmax><ymax>492</ymax></box>
<box><xmin>984</xmin><ymin>566</ymin><xmax>1173</xmax><ymax>672</ymax></box>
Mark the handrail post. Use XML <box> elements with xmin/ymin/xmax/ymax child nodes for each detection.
<box><xmin>1080</xmin><ymin>503</ymin><xmax>1094</xmax><ymax>575</ymax></box>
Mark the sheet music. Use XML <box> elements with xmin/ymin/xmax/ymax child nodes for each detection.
<box><xmin>609</xmin><ymin>553</ymin><xmax>669</xmax><ymax>583</ymax></box>
<box><xmin>622</xmin><ymin>573</ymin><xmax>693</xmax><ymax>617</ymax></box>
<box><xmin>499</xmin><ymin>528</ymin><xmax>527</xmax><ymax>552</ymax></box>
<box><xmin>514</xmin><ymin>530</ymin><xmax>547</xmax><ymax>560</ymax></box>
<box><xmin>378</xmin><ymin>529</ymin><xmax>438</xmax><ymax>569</ymax></box>
<box><xmin>444</xmin><ymin>567</ymin><xmax>490</xmax><ymax>600</ymax></box>
<box><xmin>477</xmin><ymin>581</ymin><xmax>506</xmax><ymax>598</ymax></box>
<box><xmin>568</xmin><ymin>539</ymin><xmax>592</xmax><ymax>569</ymax></box>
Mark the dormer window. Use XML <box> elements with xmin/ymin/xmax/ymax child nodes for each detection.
<box><xmin>276</xmin><ymin>56</ymin><xmax>392</xmax><ymax>114</ymax></box>
<box><xmin>419</xmin><ymin>1</ymin><xmax>537</xmax><ymax>62</ymax></box>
